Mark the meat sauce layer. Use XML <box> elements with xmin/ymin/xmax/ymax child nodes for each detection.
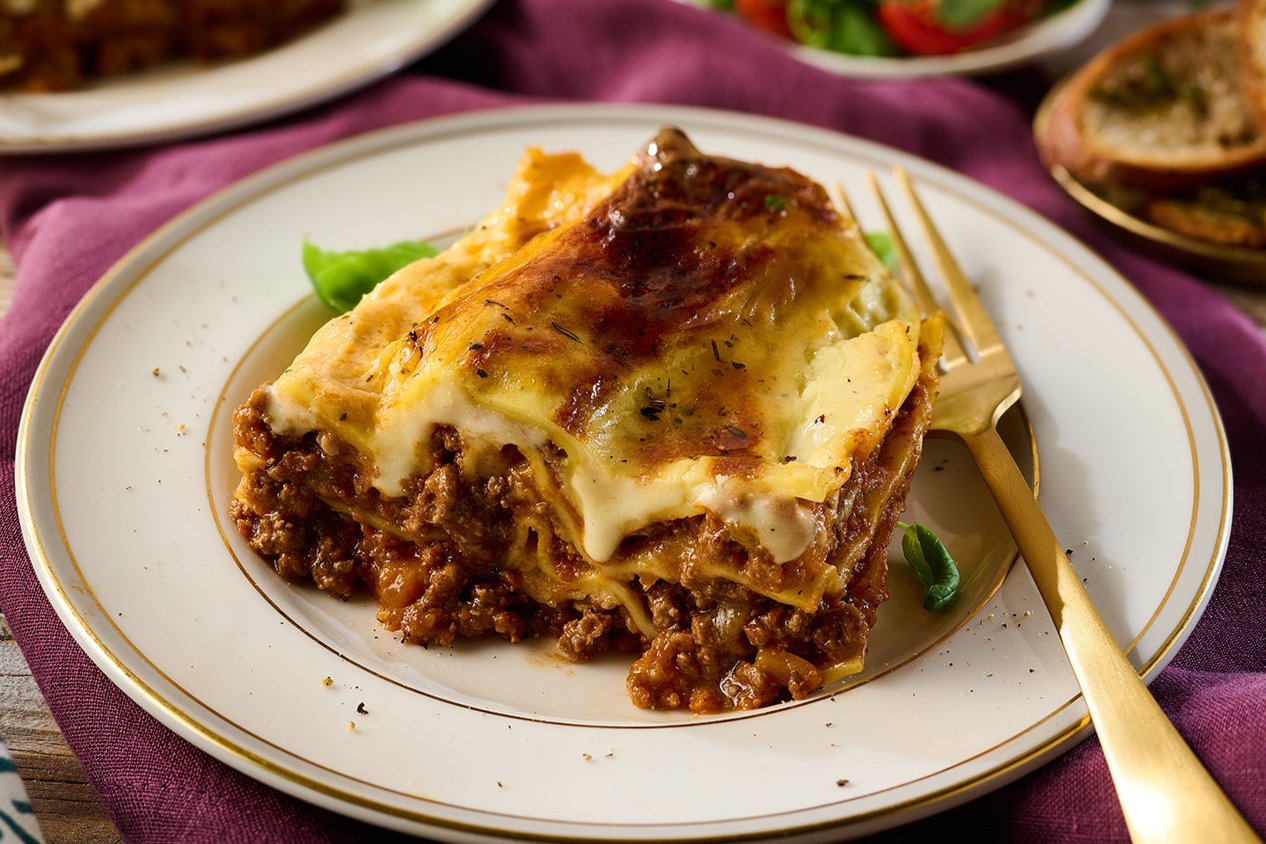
<box><xmin>229</xmin><ymin>360</ymin><xmax>934</xmax><ymax>712</ymax></box>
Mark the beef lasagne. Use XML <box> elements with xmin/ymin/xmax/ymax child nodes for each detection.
<box><xmin>230</xmin><ymin>128</ymin><xmax>942</xmax><ymax>712</ymax></box>
<box><xmin>1</xmin><ymin>0</ymin><xmax>345</xmax><ymax>92</ymax></box>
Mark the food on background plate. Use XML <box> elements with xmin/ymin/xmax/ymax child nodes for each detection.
<box><xmin>712</xmin><ymin>0</ymin><xmax>1075</xmax><ymax>58</ymax></box>
<box><xmin>1140</xmin><ymin>177</ymin><xmax>1266</xmax><ymax>250</ymax></box>
<box><xmin>1243</xmin><ymin>0</ymin><xmax>1266</xmax><ymax>127</ymax></box>
<box><xmin>229</xmin><ymin>128</ymin><xmax>943</xmax><ymax>713</ymax></box>
<box><xmin>0</xmin><ymin>0</ymin><xmax>347</xmax><ymax>92</ymax></box>
<box><xmin>1037</xmin><ymin>1</ymin><xmax>1266</xmax><ymax>250</ymax></box>
<box><xmin>1039</xmin><ymin>6</ymin><xmax>1265</xmax><ymax>189</ymax></box>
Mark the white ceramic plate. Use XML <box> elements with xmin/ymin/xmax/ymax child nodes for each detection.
<box><xmin>16</xmin><ymin>105</ymin><xmax>1230</xmax><ymax>841</ymax></box>
<box><xmin>0</xmin><ymin>0</ymin><xmax>493</xmax><ymax>154</ymax></box>
<box><xmin>684</xmin><ymin>0</ymin><xmax>1110</xmax><ymax>78</ymax></box>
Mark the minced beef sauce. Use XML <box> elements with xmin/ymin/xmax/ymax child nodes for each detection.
<box><xmin>230</xmin><ymin>369</ymin><xmax>933</xmax><ymax>713</ymax></box>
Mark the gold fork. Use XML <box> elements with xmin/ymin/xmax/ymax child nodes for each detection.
<box><xmin>847</xmin><ymin>168</ymin><xmax>1259</xmax><ymax>842</ymax></box>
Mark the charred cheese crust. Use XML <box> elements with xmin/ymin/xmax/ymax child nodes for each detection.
<box><xmin>231</xmin><ymin>128</ymin><xmax>939</xmax><ymax>712</ymax></box>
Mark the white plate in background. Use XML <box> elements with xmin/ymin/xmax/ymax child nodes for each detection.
<box><xmin>0</xmin><ymin>0</ymin><xmax>493</xmax><ymax>154</ymax></box>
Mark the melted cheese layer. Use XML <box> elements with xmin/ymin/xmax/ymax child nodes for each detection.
<box><xmin>258</xmin><ymin>130</ymin><xmax>922</xmax><ymax>574</ymax></box>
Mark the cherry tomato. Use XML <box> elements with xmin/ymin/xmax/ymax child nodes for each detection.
<box><xmin>734</xmin><ymin>0</ymin><xmax>794</xmax><ymax>39</ymax></box>
<box><xmin>876</xmin><ymin>1</ymin><xmax>1037</xmax><ymax>56</ymax></box>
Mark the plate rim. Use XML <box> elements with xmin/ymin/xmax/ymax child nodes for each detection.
<box><xmin>0</xmin><ymin>0</ymin><xmax>495</xmax><ymax>155</ymax></box>
<box><xmin>14</xmin><ymin>102</ymin><xmax>1233</xmax><ymax>841</ymax></box>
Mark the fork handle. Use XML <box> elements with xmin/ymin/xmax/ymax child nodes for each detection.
<box><xmin>962</xmin><ymin>427</ymin><xmax>1260</xmax><ymax>843</ymax></box>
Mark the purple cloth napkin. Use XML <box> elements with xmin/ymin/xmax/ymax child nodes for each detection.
<box><xmin>2</xmin><ymin>1</ymin><xmax>1264</xmax><ymax>840</ymax></box>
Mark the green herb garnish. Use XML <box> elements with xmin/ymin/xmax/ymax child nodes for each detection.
<box><xmin>864</xmin><ymin>231</ymin><xmax>899</xmax><ymax>272</ymax></box>
<box><xmin>302</xmin><ymin>237</ymin><xmax>438</xmax><ymax>313</ymax></box>
<box><xmin>788</xmin><ymin>0</ymin><xmax>899</xmax><ymax>57</ymax></box>
<box><xmin>896</xmin><ymin>521</ymin><xmax>960</xmax><ymax>611</ymax></box>
<box><xmin>764</xmin><ymin>194</ymin><xmax>787</xmax><ymax>212</ymax></box>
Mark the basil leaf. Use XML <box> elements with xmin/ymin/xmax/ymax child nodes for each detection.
<box><xmin>303</xmin><ymin>237</ymin><xmax>438</xmax><ymax>313</ymax></box>
<box><xmin>897</xmin><ymin>521</ymin><xmax>960</xmax><ymax>611</ymax></box>
<box><xmin>864</xmin><ymin>231</ymin><xmax>899</xmax><ymax>272</ymax></box>
<box><xmin>789</xmin><ymin>0</ymin><xmax>899</xmax><ymax>57</ymax></box>
<box><xmin>937</xmin><ymin>0</ymin><xmax>1004</xmax><ymax>30</ymax></box>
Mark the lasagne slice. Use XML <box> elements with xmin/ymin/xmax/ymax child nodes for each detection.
<box><xmin>230</xmin><ymin>128</ymin><xmax>941</xmax><ymax>713</ymax></box>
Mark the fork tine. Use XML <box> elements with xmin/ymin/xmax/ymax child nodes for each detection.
<box><xmin>894</xmin><ymin>167</ymin><xmax>1005</xmax><ymax>357</ymax></box>
<box><xmin>862</xmin><ymin>173</ymin><xmax>935</xmax><ymax>315</ymax></box>
<box><xmin>860</xmin><ymin>173</ymin><xmax>970</xmax><ymax>370</ymax></box>
<box><xmin>829</xmin><ymin>180</ymin><xmax>860</xmax><ymax>231</ymax></box>
<box><xmin>834</xmin><ymin>178</ymin><xmax>918</xmax><ymax>299</ymax></box>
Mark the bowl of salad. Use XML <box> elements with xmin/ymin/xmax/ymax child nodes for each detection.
<box><xmin>694</xmin><ymin>0</ymin><xmax>1111</xmax><ymax>77</ymax></box>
